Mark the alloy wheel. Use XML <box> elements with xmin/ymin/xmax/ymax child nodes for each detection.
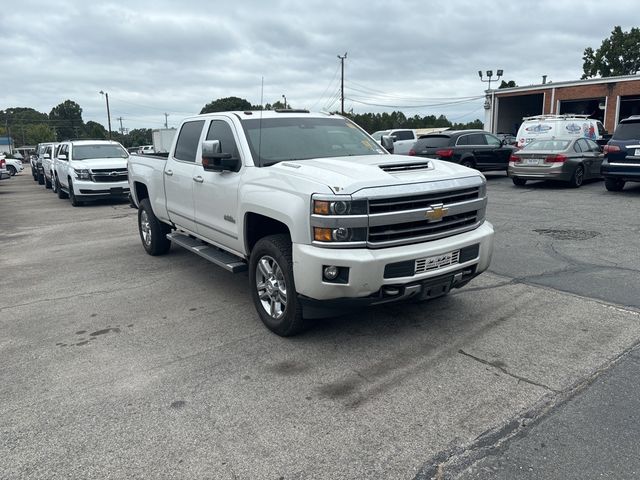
<box><xmin>255</xmin><ymin>255</ymin><xmax>287</xmax><ymax>320</ymax></box>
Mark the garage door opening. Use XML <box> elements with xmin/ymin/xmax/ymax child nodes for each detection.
<box><xmin>619</xmin><ymin>96</ymin><xmax>640</xmax><ymax>122</ymax></box>
<box><xmin>559</xmin><ymin>98</ymin><xmax>605</xmax><ymax>123</ymax></box>
<box><xmin>495</xmin><ymin>94</ymin><xmax>544</xmax><ymax>135</ymax></box>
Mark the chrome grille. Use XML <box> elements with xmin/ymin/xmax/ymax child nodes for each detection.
<box><xmin>368</xmin><ymin>211</ymin><xmax>478</xmax><ymax>244</ymax></box>
<box><xmin>379</xmin><ymin>162</ymin><xmax>431</xmax><ymax>173</ymax></box>
<box><xmin>90</xmin><ymin>168</ymin><xmax>128</xmax><ymax>183</ymax></box>
<box><xmin>369</xmin><ymin>187</ymin><xmax>479</xmax><ymax>214</ymax></box>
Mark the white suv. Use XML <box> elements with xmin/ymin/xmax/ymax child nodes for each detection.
<box><xmin>54</xmin><ymin>140</ymin><xmax>130</xmax><ymax>206</ymax></box>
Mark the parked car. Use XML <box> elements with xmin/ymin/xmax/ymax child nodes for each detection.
<box><xmin>516</xmin><ymin>115</ymin><xmax>607</xmax><ymax>148</ymax></box>
<box><xmin>508</xmin><ymin>137</ymin><xmax>603</xmax><ymax>188</ymax></box>
<box><xmin>496</xmin><ymin>133</ymin><xmax>517</xmax><ymax>146</ymax></box>
<box><xmin>0</xmin><ymin>156</ymin><xmax>24</xmax><ymax>176</ymax></box>
<box><xmin>42</xmin><ymin>143</ymin><xmax>60</xmax><ymax>189</ymax></box>
<box><xmin>0</xmin><ymin>157</ymin><xmax>10</xmax><ymax>180</ymax></box>
<box><xmin>600</xmin><ymin>115</ymin><xmax>640</xmax><ymax>191</ymax></box>
<box><xmin>54</xmin><ymin>140</ymin><xmax>130</xmax><ymax>206</ymax></box>
<box><xmin>138</xmin><ymin>145</ymin><xmax>155</xmax><ymax>155</ymax></box>
<box><xmin>371</xmin><ymin>129</ymin><xmax>417</xmax><ymax>155</ymax></box>
<box><xmin>34</xmin><ymin>142</ymin><xmax>57</xmax><ymax>184</ymax></box>
<box><xmin>409</xmin><ymin>130</ymin><xmax>515</xmax><ymax>172</ymax></box>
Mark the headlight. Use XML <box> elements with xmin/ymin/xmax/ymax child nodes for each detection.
<box><xmin>74</xmin><ymin>168</ymin><xmax>91</xmax><ymax>180</ymax></box>
<box><xmin>313</xmin><ymin>199</ymin><xmax>367</xmax><ymax>215</ymax></box>
<box><xmin>313</xmin><ymin>227</ymin><xmax>367</xmax><ymax>242</ymax></box>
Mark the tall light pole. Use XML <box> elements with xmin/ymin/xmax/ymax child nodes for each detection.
<box><xmin>478</xmin><ymin>70</ymin><xmax>503</xmax><ymax>133</ymax></box>
<box><xmin>99</xmin><ymin>90</ymin><xmax>112</xmax><ymax>140</ymax></box>
<box><xmin>478</xmin><ymin>69</ymin><xmax>503</xmax><ymax>92</ymax></box>
<box><xmin>338</xmin><ymin>52</ymin><xmax>347</xmax><ymax>115</ymax></box>
<box><xmin>282</xmin><ymin>94</ymin><xmax>287</xmax><ymax>109</ymax></box>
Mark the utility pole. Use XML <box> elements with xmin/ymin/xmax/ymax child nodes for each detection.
<box><xmin>164</xmin><ymin>113</ymin><xmax>169</xmax><ymax>128</ymax></box>
<box><xmin>117</xmin><ymin>116</ymin><xmax>125</xmax><ymax>134</ymax></box>
<box><xmin>337</xmin><ymin>52</ymin><xmax>347</xmax><ymax>115</ymax></box>
<box><xmin>99</xmin><ymin>91</ymin><xmax>112</xmax><ymax>140</ymax></box>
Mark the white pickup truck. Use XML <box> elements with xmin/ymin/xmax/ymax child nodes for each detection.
<box><xmin>128</xmin><ymin>110</ymin><xmax>494</xmax><ymax>336</ymax></box>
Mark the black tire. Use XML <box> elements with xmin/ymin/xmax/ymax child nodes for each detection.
<box><xmin>45</xmin><ymin>174</ymin><xmax>52</xmax><ymax>189</ymax></box>
<box><xmin>460</xmin><ymin>158</ymin><xmax>475</xmax><ymax>169</ymax></box>
<box><xmin>32</xmin><ymin>170</ymin><xmax>38</xmax><ymax>181</ymax></box>
<box><xmin>604</xmin><ymin>177</ymin><xmax>625</xmax><ymax>192</ymax></box>
<box><xmin>569</xmin><ymin>165</ymin><xmax>584</xmax><ymax>188</ymax></box>
<box><xmin>51</xmin><ymin>175</ymin><xmax>58</xmax><ymax>193</ymax></box>
<box><xmin>512</xmin><ymin>177</ymin><xmax>527</xmax><ymax>186</ymax></box>
<box><xmin>249</xmin><ymin>234</ymin><xmax>306</xmax><ymax>336</ymax></box>
<box><xmin>7</xmin><ymin>165</ymin><xmax>16</xmax><ymax>176</ymax></box>
<box><xmin>56</xmin><ymin>176</ymin><xmax>68</xmax><ymax>199</ymax></box>
<box><xmin>37</xmin><ymin>171</ymin><xmax>45</xmax><ymax>185</ymax></box>
<box><xmin>68</xmin><ymin>179</ymin><xmax>83</xmax><ymax>206</ymax></box>
<box><xmin>138</xmin><ymin>198</ymin><xmax>172</xmax><ymax>256</ymax></box>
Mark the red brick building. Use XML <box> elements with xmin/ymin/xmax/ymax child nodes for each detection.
<box><xmin>484</xmin><ymin>74</ymin><xmax>640</xmax><ymax>135</ymax></box>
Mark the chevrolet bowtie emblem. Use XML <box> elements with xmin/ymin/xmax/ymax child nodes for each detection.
<box><xmin>425</xmin><ymin>203</ymin><xmax>448</xmax><ymax>222</ymax></box>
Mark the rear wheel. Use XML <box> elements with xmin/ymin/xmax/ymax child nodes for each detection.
<box><xmin>604</xmin><ymin>177</ymin><xmax>625</xmax><ymax>192</ymax></box>
<box><xmin>56</xmin><ymin>176</ymin><xmax>68</xmax><ymax>199</ymax></box>
<box><xmin>7</xmin><ymin>165</ymin><xmax>16</xmax><ymax>176</ymax></box>
<box><xmin>569</xmin><ymin>165</ymin><xmax>584</xmax><ymax>188</ymax></box>
<box><xmin>460</xmin><ymin>158</ymin><xmax>476</xmax><ymax>169</ymax></box>
<box><xmin>37</xmin><ymin>170</ymin><xmax>45</xmax><ymax>185</ymax></box>
<box><xmin>45</xmin><ymin>174</ymin><xmax>52</xmax><ymax>189</ymax></box>
<box><xmin>512</xmin><ymin>177</ymin><xmax>527</xmax><ymax>186</ymax></box>
<box><xmin>249</xmin><ymin>234</ymin><xmax>306</xmax><ymax>336</ymax></box>
<box><xmin>138</xmin><ymin>199</ymin><xmax>171</xmax><ymax>255</ymax></box>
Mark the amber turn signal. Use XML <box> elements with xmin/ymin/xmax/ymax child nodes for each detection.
<box><xmin>313</xmin><ymin>200</ymin><xmax>330</xmax><ymax>215</ymax></box>
<box><xmin>313</xmin><ymin>227</ymin><xmax>333</xmax><ymax>242</ymax></box>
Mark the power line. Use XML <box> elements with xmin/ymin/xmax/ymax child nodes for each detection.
<box><xmin>309</xmin><ymin>63</ymin><xmax>341</xmax><ymax>111</ymax></box>
<box><xmin>346</xmin><ymin>83</ymin><xmax>482</xmax><ymax>102</ymax></box>
<box><xmin>345</xmin><ymin>96</ymin><xmax>484</xmax><ymax>109</ymax></box>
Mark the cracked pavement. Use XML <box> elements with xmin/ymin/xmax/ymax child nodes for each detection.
<box><xmin>1</xmin><ymin>170</ymin><xmax>639</xmax><ymax>479</ymax></box>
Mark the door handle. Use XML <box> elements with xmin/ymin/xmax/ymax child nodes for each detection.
<box><xmin>164</xmin><ymin>169</ymin><xmax>174</xmax><ymax>176</ymax></box>
<box><xmin>193</xmin><ymin>176</ymin><xmax>204</xmax><ymax>183</ymax></box>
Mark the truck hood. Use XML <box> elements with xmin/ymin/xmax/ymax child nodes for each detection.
<box><xmin>268</xmin><ymin>155</ymin><xmax>482</xmax><ymax>194</ymax></box>
<box><xmin>71</xmin><ymin>158</ymin><xmax>128</xmax><ymax>170</ymax></box>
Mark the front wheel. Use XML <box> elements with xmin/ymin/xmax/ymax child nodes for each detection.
<box><xmin>569</xmin><ymin>165</ymin><xmax>584</xmax><ymax>188</ymax></box>
<box><xmin>249</xmin><ymin>234</ymin><xmax>305</xmax><ymax>336</ymax></box>
<box><xmin>68</xmin><ymin>179</ymin><xmax>83</xmax><ymax>206</ymax></box>
<box><xmin>56</xmin><ymin>176</ymin><xmax>68</xmax><ymax>199</ymax></box>
<box><xmin>512</xmin><ymin>177</ymin><xmax>527</xmax><ymax>186</ymax></box>
<box><xmin>45</xmin><ymin>174</ymin><xmax>52</xmax><ymax>189</ymax></box>
<box><xmin>138</xmin><ymin>199</ymin><xmax>171</xmax><ymax>255</ymax></box>
<box><xmin>37</xmin><ymin>171</ymin><xmax>45</xmax><ymax>185</ymax></box>
<box><xmin>604</xmin><ymin>177</ymin><xmax>625</xmax><ymax>192</ymax></box>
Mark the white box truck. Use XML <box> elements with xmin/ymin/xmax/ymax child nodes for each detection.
<box><xmin>152</xmin><ymin>128</ymin><xmax>177</xmax><ymax>155</ymax></box>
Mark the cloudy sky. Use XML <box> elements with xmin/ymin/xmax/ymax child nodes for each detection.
<box><xmin>1</xmin><ymin>0</ymin><xmax>636</xmax><ymax>131</ymax></box>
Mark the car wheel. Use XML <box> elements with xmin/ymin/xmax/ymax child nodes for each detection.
<box><xmin>569</xmin><ymin>165</ymin><xmax>584</xmax><ymax>188</ymax></box>
<box><xmin>7</xmin><ymin>165</ymin><xmax>16</xmax><ymax>176</ymax></box>
<box><xmin>45</xmin><ymin>175</ymin><xmax>52</xmax><ymax>189</ymax></box>
<box><xmin>512</xmin><ymin>177</ymin><xmax>527</xmax><ymax>186</ymax></box>
<box><xmin>32</xmin><ymin>170</ymin><xmax>38</xmax><ymax>181</ymax></box>
<box><xmin>37</xmin><ymin>171</ymin><xmax>45</xmax><ymax>185</ymax></box>
<box><xmin>51</xmin><ymin>176</ymin><xmax>58</xmax><ymax>193</ymax></box>
<box><xmin>460</xmin><ymin>159</ymin><xmax>475</xmax><ymax>169</ymax></box>
<box><xmin>138</xmin><ymin>199</ymin><xmax>172</xmax><ymax>256</ymax></box>
<box><xmin>68</xmin><ymin>179</ymin><xmax>83</xmax><ymax>206</ymax></box>
<box><xmin>604</xmin><ymin>177</ymin><xmax>625</xmax><ymax>192</ymax></box>
<box><xmin>56</xmin><ymin>176</ymin><xmax>68</xmax><ymax>199</ymax></box>
<box><xmin>249</xmin><ymin>234</ymin><xmax>306</xmax><ymax>336</ymax></box>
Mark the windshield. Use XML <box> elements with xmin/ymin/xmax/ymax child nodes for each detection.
<box><xmin>612</xmin><ymin>121</ymin><xmax>640</xmax><ymax>141</ymax></box>
<box><xmin>370</xmin><ymin>130</ymin><xmax>390</xmax><ymax>141</ymax></box>
<box><xmin>522</xmin><ymin>139</ymin><xmax>570</xmax><ymax>151</ymax></box>
<box><xmin>241</xmin><ymin>117</ymin><xmax>385</xmax><ymax>166</ymax></box>
<box><xmin>73</xmin><ymin>144</ymin><xmax>128</xmax><ymax>160</ymax></box>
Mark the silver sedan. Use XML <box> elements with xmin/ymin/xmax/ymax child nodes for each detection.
<box><xmin>508</xmin><ymin>137</ymin><xmax>603</xmax><ymax>188</ymax></box>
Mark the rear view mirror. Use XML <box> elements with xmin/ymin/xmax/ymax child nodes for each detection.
<box><xmin>44</xmin><ymin>154</ymin><xmax>51</xmax><ymax>159</ymax></box>
<box><xmin>381</xmin><ymin>135</ymin><xmax>395</xmax><ymax>154</ymax></box>
<box><xmin>202</xmin><ymin>139</ymin><xmax>238</xmax><ymax>172</ymax></box>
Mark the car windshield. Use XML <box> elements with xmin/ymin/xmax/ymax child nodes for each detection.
<box><xmin>522</xmin><ymin>139</ymin><xmax>570</xmax><ymax>151</ymax></box>
<box><xmin>370</xmin><ymin>130</ymin><xmax>390</xmax><ymax>141</ymax></box>
<box><xmin>417</xmin><ymin>136</ymin><xmax>450</xmax><ymax>148</ymax></box>
<box><xmin>241</xmin><ymin>117</ymin><xmax>385</xmax><ymax>167</ymax></box>
<box><xmin>612</xmin><ymin>121</ymin><xmax>640</xmax><ymax>140</ymax></box>
<box><xmin>73</xmin><ymin>144</ymin><xmax>128</xmax><ymax>160</ymax></box>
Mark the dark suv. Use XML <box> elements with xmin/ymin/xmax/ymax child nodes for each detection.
<box><xmin>601</xmin><ymin>116</ymin><xmax>640</xmax><ymax>191</ymax></box>
<box><xmin>408</xmin><ymin>130</ymin><xmax>515</xmax><ymax>172</ymax></box>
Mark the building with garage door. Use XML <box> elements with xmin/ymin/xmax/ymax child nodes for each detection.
<box><xmin>484</xmin><ymin>74</ymin><xmax>640</xmax><ymax>136</ymax></box>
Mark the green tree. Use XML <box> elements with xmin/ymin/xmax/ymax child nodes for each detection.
<box><xmin>499</xmin><ymin>80</ymin><xmax>517</xmax><ymax>88</ymax></box>
<box><xmin>25</xmin><ymin>124</ymin><xmax>56</xmax><ymax>144</ymax></box>
<box><xmin>200</xmin><ymin>96</ymin><xmax>252</xmax><ymax>114</ymax></box>
<box><xmin>127</xmin><ymin>128</ymin><xmax>152</xmax><ymax>147</ymax></box>
<box><xmin>582</xmin><ymin>26</ymin><xmax>640</xmax><ymax>79</ymax></box>
<box><xmin>49</xmin><ymin>100</ymin><xmax>84</xmax><ymax>141</ymax></box>
<box><xmin>83</xmin><ymin>121</ymin><xmax>107</xmax><ymax>139</ymax></box>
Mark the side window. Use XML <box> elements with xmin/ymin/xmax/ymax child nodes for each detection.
<box><xmin>174</xmin><ymin>120</ymin><xmax>205</xmax><ymax>163</ymax></box>
<box><xmin>586</xmin><ymin>139</ymin><xmax>600</xmax><ymax>152</ymax></box>
<box><xmin>206</xmin><ymin>120</ymin><xmax>241</xmax><ymax>172</ymax></box>
<box><xmin>54</xmin><ymin>145</ymin><xmax>61</xmax><ymax>157</ymax></box>
<box><xmin>44</xmin><ymin>146</ymin><xmax>52</xmax><ymax>157</ymax></box>
<box><xmin>393</xmin><ymin>130</ymin><xmax>413</xmax><ymax>141</ymax></box>
<box><xmin>597</xmin><ymin>122</ymin><xmax>605</xmax><ymax>136</ymax></box>
<box><xmin>456</xmin><ymin>135</ymin><xmax>469</xmax><ymax>146</ymax></box>
<box><xmin>573</xmin><ymin>140</ymin><xmax>584</xmax><ymax>153</ymax></box>
<box><xmin>484</xmin><ymin>134</ymin><xmax>501</xmax><ymax>146</ymax></box>
<box><xmin>467</xmin><ymin>133</ymin><xmax>487</xmax><ymax>145</ymax></box>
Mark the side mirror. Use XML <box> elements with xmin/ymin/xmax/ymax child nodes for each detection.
<box><xmin>202</xmin><ymin>140</ymin><xmax>238</xmax><ymax>172</ymax></box>
<box><xmin>381</xmin><ymin>135</ymin><xmax>395</xmax><ymax>154</ymax></box>
<box><xmin>44</xmin><ymin>154</ymin><xmax>51</xmax><ymax>159</ymax></box>
<box><xmin>58</xmin><ymin>154</ymin><xmax>67</xmax><ymax>160</ymax></box>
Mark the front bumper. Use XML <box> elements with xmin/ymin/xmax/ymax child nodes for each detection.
<box><xmin>292</xmin><ymin>221</ymin><xmax>494</xmax><ymax>302</ymax></box>
<box><xmin>71</xmin><ymin>179</ymin><xmax>130</xmax><ymax>200</ymax></box>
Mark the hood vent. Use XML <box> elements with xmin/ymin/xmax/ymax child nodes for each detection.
<box><xmin>379</xmin><ymin>161</ymin><xmax>431</xmax><ymax>173</ymax></box>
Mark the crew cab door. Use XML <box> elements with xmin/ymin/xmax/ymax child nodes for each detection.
<box><xmin>56</xmin><ymin>144</ymin><xmax>70</xmax><ymax>188</ymax></box>
<box><xmin>193</xmin><ymin>118</ymin><xmax>243</xmax><ymax>253</ymax></box>
<box><xmin>164</xmin><ymin>120</ymin><xmax>205</xmax><ymax>233</ymax></box>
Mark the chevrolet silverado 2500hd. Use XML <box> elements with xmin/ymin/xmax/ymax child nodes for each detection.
<box><xmin>128</xmin><ymin>110</ymin><xmax>494</xmax><ymax>336</ymax></box>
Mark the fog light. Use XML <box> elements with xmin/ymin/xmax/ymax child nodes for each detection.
<box><xmin>323</xmin><ymin>265</ymin><xmax>339</xmax><ymax>280</ymax></box>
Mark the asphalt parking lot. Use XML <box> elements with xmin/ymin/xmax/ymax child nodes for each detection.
<box><xmin>1</xmin><ymin>169</ymin><xmax>639</xmax><ymax>479</ymax></box>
